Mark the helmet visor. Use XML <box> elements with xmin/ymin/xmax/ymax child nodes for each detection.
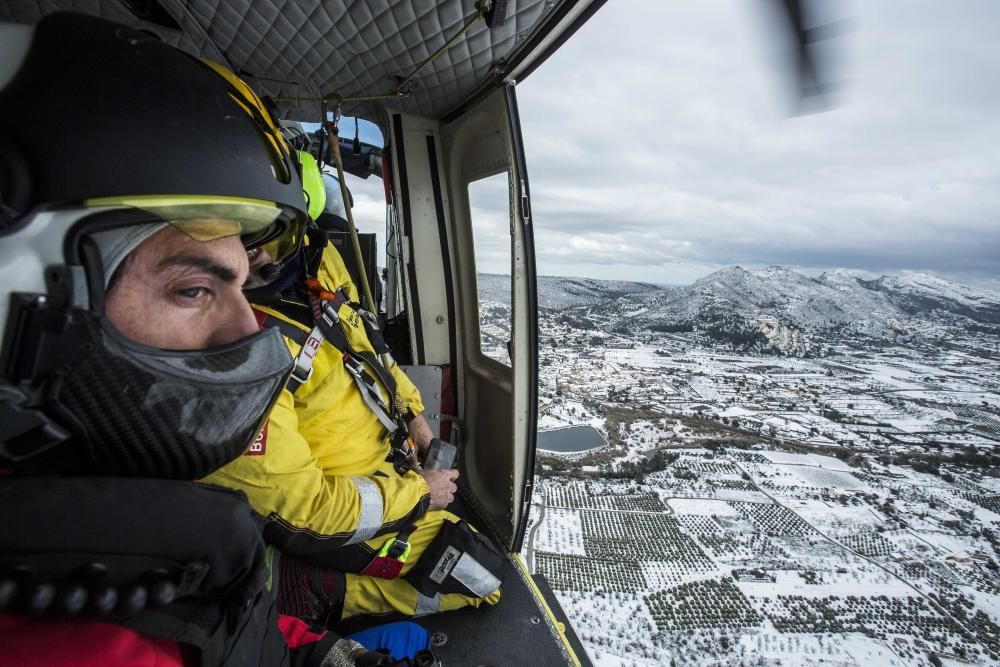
<box><xmin>85</xmin><ymin>195</ymin><xmax>305</xmax><ymax>264</ymax></box>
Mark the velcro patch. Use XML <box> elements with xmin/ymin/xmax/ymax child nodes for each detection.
<box><xmin>450</xmin><ymin>552</ymin><xmax>502</xmax><ymax>598</ymax></box>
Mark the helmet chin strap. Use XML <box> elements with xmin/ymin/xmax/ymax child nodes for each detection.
<box><xmin>263</xmin><ymin>259</ymin><xmax>287</xmax><ymax>281</ymax></box>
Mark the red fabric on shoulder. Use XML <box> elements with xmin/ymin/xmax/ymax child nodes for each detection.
<box><xmin>278</xmin><ymin>614</ymin><xmax>328</xmax><ymax>649</ymax></box>
<box><xmin>0</xmin><ymin>614</ymin><xmax>184</xmax><ymax>667</ymax></box>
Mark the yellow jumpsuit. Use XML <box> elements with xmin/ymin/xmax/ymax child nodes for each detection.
<box><xmin>204</xmin><ymin>245</ymin><xmax>500</xmax><ymax>619</ymax></box>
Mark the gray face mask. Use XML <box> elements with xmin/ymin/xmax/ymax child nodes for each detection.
<box><xmin>1</xmin><ymin>307</ymin><xmax>292</xmax><ymax>479</ymax></box>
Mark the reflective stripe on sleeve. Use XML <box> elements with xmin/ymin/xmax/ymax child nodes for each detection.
<box><xmin>414</xmin><ymin>592</ymin><xmax>441</xmax><ymax>617</ymax></box>
<box><xmin>345</xmin><ymin>476</ymin><xmax>384</xmax><ymax>546</ymax></box>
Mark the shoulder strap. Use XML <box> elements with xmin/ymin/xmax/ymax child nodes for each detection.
<box><xmin>258</xmin><ymin>312</ymin><xmax>310</xmax><ymax>346</ymax></box>
<box><xmin>253</xmin><ymin>308</ymin><xmax>322</xmax><ymax>395</ymax></box>
<box><xmin>252</xmin><ymin>281</ymin><xmax>415</xmax><ymax>474</ymax></box>
<box><xmin>307</xmin><ymin>294</ymin><xmax>414</xmax><ymax>474</ymax></box>
<box><xmin>308</xmin><ymin>294</ymin><xmax>400</xmax><ymax>432</ymax></box>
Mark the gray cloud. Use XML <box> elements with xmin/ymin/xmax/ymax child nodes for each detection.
<box><xmin>502</xmin><ymin>0</ymin><xmax>1000</xmax><ymax>288</ymax></box>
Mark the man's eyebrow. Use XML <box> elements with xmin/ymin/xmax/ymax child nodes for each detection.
<box><xmin>156</xmin><ymin>255</ymin><xmax>239</xmax><ymax>283</ymax></box>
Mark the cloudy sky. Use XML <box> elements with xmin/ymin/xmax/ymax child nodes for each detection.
<box><xmin>354</xmin><ymin>0</ymin><xmax>1000</xmax><ymax>289</ymax></box>
<box><xmin>518</xmin><ymin>0</ymin><xmax>1000</xmax><ymax>288</ymax></box>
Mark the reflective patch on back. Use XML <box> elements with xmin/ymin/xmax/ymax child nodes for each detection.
<box><xmin>449</xmin><ymin>552</ymin><xmax>502</xmax><ymax>598</ymax></box>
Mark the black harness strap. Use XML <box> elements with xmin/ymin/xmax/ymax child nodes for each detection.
<box><xmin>308</xmin><ymin>295</ymin><xmax>409</xmax><ymax>444</ymax></box>
<box><xmin>307</xmin><ymin>293</ymin><xmax>414</xmax><ymax>473</ymax></box>
<box><xmin>254</xmin><ymin>310</ymin><xmax>316</xmax><ymax>394</ymax></box>
<box><xmin>256</xmin><ymin>290</ymin><xmax>414</xmax><ymax>475</ymax></box>
<box><xmin>259</xmin><ymin>314</ymin><xmax>309</xmax><ymax>347</ymax></box>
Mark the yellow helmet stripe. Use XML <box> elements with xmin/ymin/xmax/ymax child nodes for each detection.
<box><xmin>200</xmin><ymin>59</ymin><xmax>291</xmax><ymax>159</ymax></box>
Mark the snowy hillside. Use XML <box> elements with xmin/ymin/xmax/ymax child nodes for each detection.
<box><xmin>479</xmin><ymin>267</ymin><xmax>1000</xmax><ymax>357</ymax></box>
<box><xmin>636</xmin><ymin>266</ymin><xmax>1000</xmax><ymax>332</ymax></box>
<box><xmin>866</xmin><ymin>272</ymin><xmax>1000</xmax><ymax>323</ymax></box>
<box><xmin>477</xmin><ymin>273</ymin><xmax>661</xmax><ymax>310</ymax></box>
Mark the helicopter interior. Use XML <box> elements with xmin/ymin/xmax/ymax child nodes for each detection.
<box><xmin>0</xmin><ymin>1</ymin><xmax>831</xmax><ymax>663</ymax></box>
<box><xmin>0</xmin><ymin>0</ymin><xmax>609</xmax><ymax>663</ymax></box>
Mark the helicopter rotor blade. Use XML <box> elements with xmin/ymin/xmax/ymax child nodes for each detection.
<box><xmin>779</xmin><ymin>0</ymin><xmax>823</xmax><ymax>103</ymax></box>
<box><xmin>773</xmin><ymin>0</ymin><xmax>852</xmax><ymax>111</ymax></box>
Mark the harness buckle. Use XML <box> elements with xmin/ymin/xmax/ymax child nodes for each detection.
<box><xmin>342</xmin><ymin>353</ymin><xmax>363</xmax><ymax>376</ymax></box>
<box><xmin>384</xmin><ymin>536</ymin><xmax>411</xmax><ymax>560</ymax></box>
<box><xmin>318</xmin><ymin>298</ymin><xmax>340</xmax><ymax>324</ymax></box>
<box><xmin>359</xmin><ymin>534</ymin><xmax>412</xmax><ymax>579</ymax></box>
<box><xmin>290</xmin><ymin>363</ymin><xmax>313</xmax><ymax>385</ymax></box>
<box><xmin>359</xmin><ymin>307</ymin><xmax>379</xmax><ymax>329</ymax></box>
<box><xmin>386</xmin><ymin>444</ymin><xmax>413</xmax><ymax>475</ymax></box>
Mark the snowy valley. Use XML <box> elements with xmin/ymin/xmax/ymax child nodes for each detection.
<box><xmin>479</xmin><ymin>267</ymin><xmax>1000</xmax><ymax>667</ymax></box>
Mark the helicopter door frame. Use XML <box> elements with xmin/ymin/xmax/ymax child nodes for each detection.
<box><xmin>384</xmin><ymin>84</ymin><xmax>538</xmax><ymax>551</ymax></box>
<box><xmin>385</xmin><ymin>112</ymin><xmax>455</xmax><ymax>368</ymax></box>
<box><xmin>502</xmin><ymin>83</ymin><xmax>540</xmax><ymax>551</ymax></box>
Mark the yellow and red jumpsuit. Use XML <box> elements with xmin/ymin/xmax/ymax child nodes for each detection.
<box><xmin>204</xmin><ymin>245</ymin><xmax>500</xmax><ymax>619</ymax></box>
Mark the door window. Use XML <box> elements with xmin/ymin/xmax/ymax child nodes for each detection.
<box><xmin>468</xmin><ymin>171</ymin><xmax>512</xmax><ymax>364</ymax></box>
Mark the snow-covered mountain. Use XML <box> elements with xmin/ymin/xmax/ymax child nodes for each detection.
<box><xmin>478</xmin><ymin>267</ymin><xmax>1000</xmax><ymax>352</ymax></box>
<box><xmin>857</xmin><ymin>272</ymin><xmax>1000</xmax><ymax>323</ymax></box>
<box><xmin>477</xmin><ymin>273</ymin><xmax>660</xmax><ymax>310</ymax></box>
<box><xmin>634</xmin><ymin>266</ymin><xmax>1000</xmax><ymax>331</ymax></box>
<box><xmin>478</xmin><ymin>267</ymin><xmax>1000</xmax><ymax>355</ymax></box>
<box><xmin>653</xmin><ymin>266</ymin><xmax>885</xmax><ymax>325</ymax></box>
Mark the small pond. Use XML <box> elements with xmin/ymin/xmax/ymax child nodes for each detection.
<box><xmin>536</xmin><ymin>425</ymin><xmax>607</xmax><ymax>453</ymax></box>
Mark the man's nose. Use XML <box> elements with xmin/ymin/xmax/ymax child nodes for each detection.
<box><xmin>211</xmin><ymin>293</ymin><xmax>261</xmax><ymax>346</ymax></box>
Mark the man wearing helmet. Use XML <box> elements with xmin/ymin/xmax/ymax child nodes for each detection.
<box><xmin>0</xmin><ymin>12</ymin><xmax>428</xmax><ymax>666</ymax></box>
<box><xmin>203</xmin><ymin>150</ymin><xmax>503</xmax><ymax>626</ymax></box>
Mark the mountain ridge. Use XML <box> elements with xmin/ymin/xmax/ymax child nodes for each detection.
<box><xmin>479</xmin><ymin>267</ymin><xmax>1000</xmax><ymax>354</ymax></box>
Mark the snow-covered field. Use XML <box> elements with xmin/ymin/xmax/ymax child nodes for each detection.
<box><xmin>668</xmin><ymin>498</ymin><xmax>740</xmax><ymax>517</ymax></box>
<box><xmin>513</xmin><ymin>271</ymin><xmax>1000</xmax><ymax>666</ymax></box>
<box><xmin>530</xmin><ymin>444</ymin><xmax>1000</xmax><ymax>666</ymax></box>
<box><xmin>782</xmin><ymin>466</ymin><xmax>869</xmax><ymax>491</ymax></box>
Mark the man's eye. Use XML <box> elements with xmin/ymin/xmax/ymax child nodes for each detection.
<box><xmin>176</xmin><ymin>287</ymin><xmax>209</xmax><ymax>299</ymax></box>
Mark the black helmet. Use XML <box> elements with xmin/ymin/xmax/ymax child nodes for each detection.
<box><xmin>0</xmin><ymin>13</ymin><xmax>307</xmax><ymax>242</ymax></box>
<box><xmin>0</xmin><ymin>13</ymin><xmax>307</xmax><ymax>479</ymax></box>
